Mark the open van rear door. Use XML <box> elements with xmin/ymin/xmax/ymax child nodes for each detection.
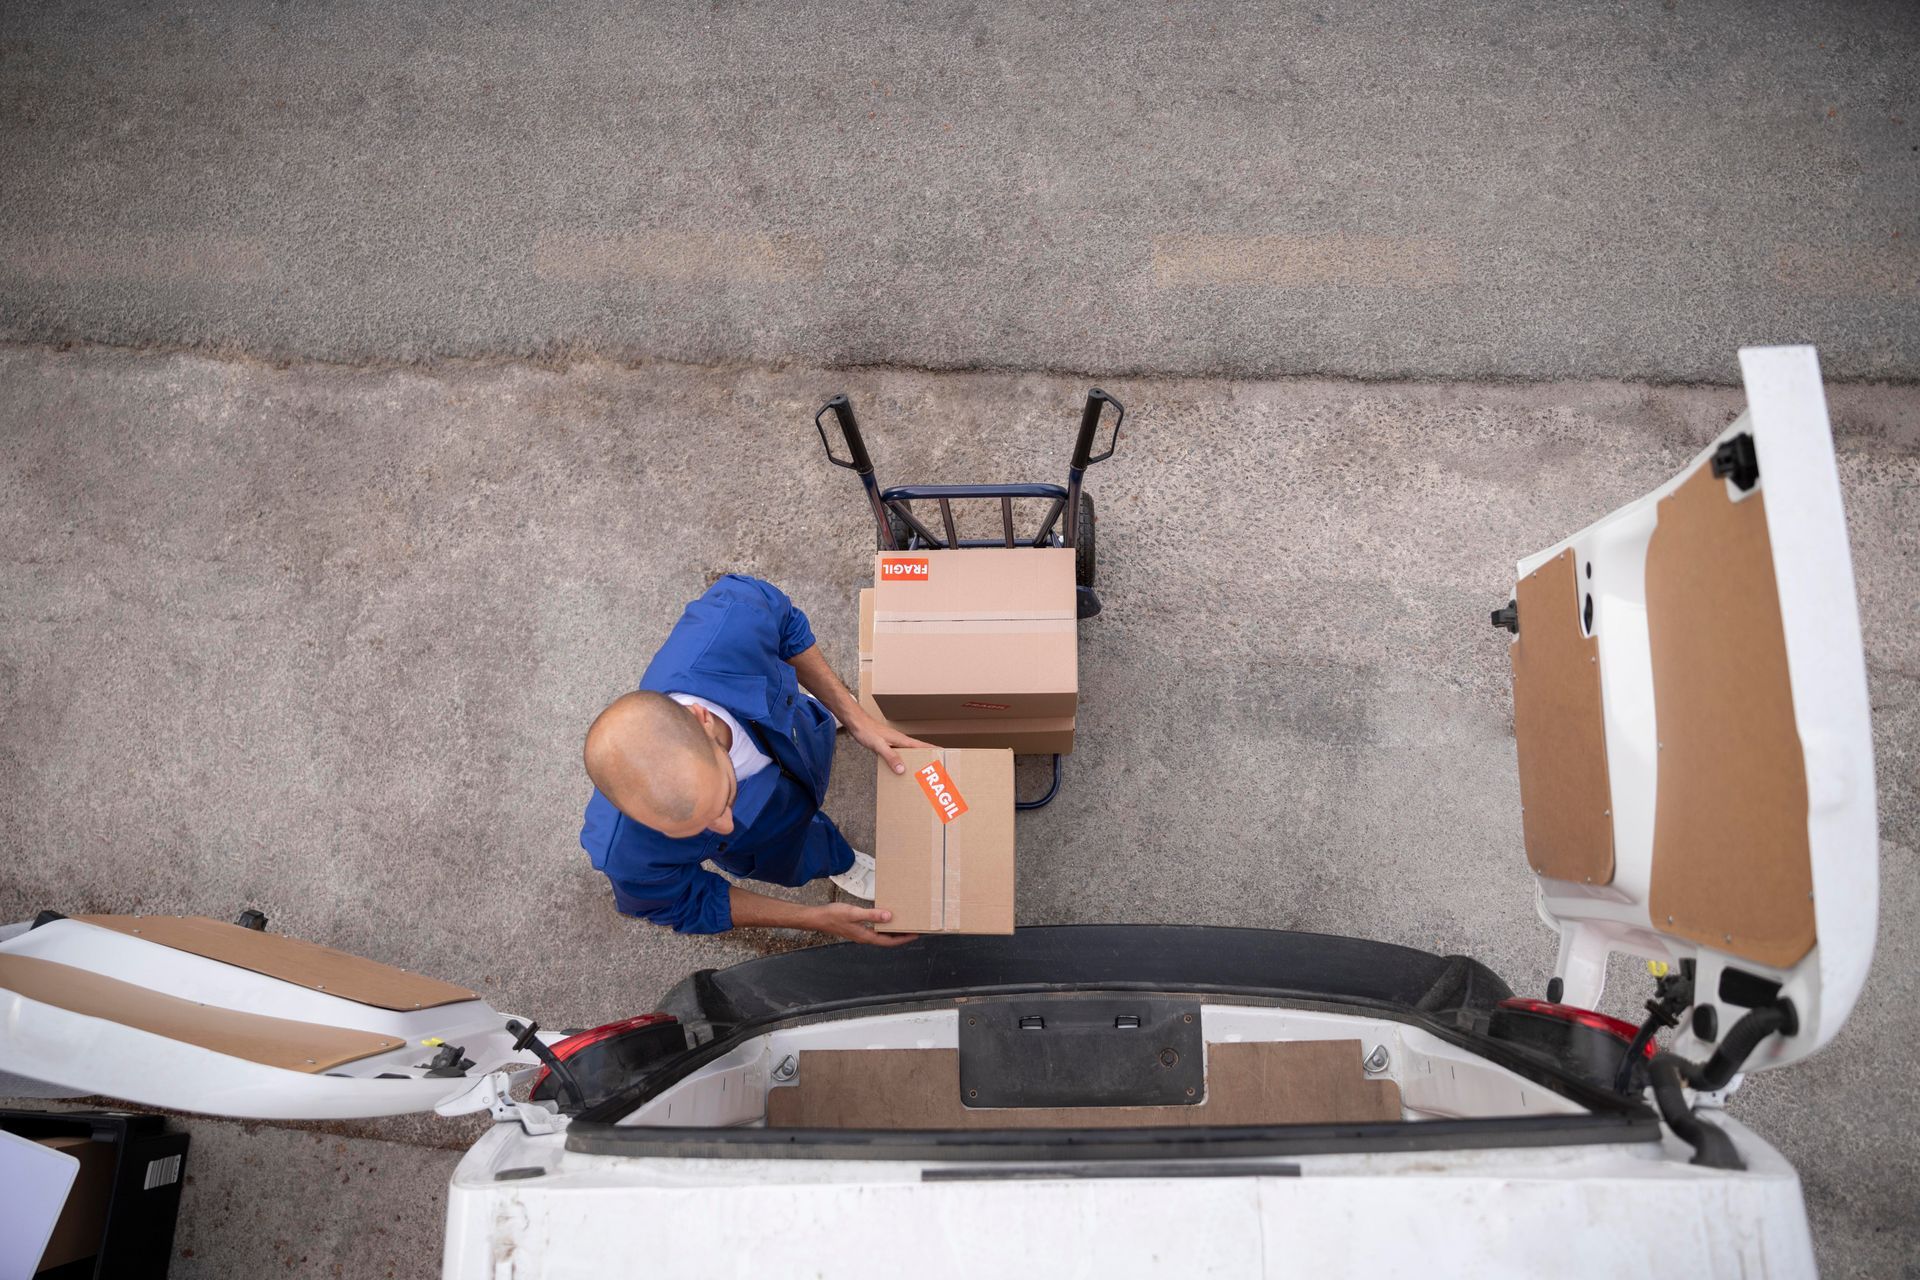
<box><xmin>0</xmin><ymin>912</ymin><xmax>539</xmax><ymax>1119</ymax></box>
<box><xmin>1498</xmin><ymin>345</ymin><xmax>1876</xmax><ymax>1072</ymax></box>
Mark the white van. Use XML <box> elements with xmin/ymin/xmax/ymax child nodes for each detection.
<box><xmin>1</xmin><ymin>346</ymin><xmax>1874</xmax><ymax>1278</ymax></box>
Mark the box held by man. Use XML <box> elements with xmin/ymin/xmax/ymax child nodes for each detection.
<box><xmin>875</xmin><ymin>747</ymin><xmax>1015</xmax><ymax>934</ymax></box>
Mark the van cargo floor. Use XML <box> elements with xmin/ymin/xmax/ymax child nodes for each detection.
<box><xmin>765</xmin><ymin>1040</ymin><xmax>1403</xmax><ymax>1130</ymax></box>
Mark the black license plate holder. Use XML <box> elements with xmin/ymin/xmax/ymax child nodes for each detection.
<box><xmin>957</xmin><ymin>996</ymin><xmax>1204</xmax><ymax>1109</ymax></box>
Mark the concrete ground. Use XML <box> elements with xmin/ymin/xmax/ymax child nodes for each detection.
<box><xmin>3</xmin><ymin>0</ymin><xmax>1918</xmax><ymax>1273</ymax></box>
<box><xmin>2</xmin><ymin>0</ymin><xmax>1918</xmax><ymax>383</ymax></box>
<box><xmin>171</xmin><ymin>1122</ymin><xmax>461</xmax><ymax>1280</ymax></box>
<box><xmin>1</xmin><ymin>348</ymin><xmax>1916</xmax><ymax>1276</ymax></box>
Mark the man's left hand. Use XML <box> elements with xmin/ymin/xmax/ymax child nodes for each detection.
<box><xmin>851</xmin><ymin>715</ymin><xmax>936</xmax><ymax>775</ymax></box>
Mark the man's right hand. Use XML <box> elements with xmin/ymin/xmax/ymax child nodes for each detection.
<box><xmin>809</xmin><ymin>902</ymin><xmax>920</xmax><ymax>947</ymax></box>
<box><xmin>727</xmin><ymin>885</ymin><xmax>921</xmax><ymax>946</ymax></box>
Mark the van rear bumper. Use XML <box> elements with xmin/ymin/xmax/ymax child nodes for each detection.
<box><xmin>655</xmin><ymin>924</ymin><xmax>1516</xmax><ymax>1045</ymax></box>
<box><xmin>567</xmin><ymin>926</ymin><xmax>1655</xmax><ymax>1152</ymax></box>
<box><xmin>452</xmin><ymin>1116</ymin><xmax>1807</xmax><ymax>1280</ymax></box>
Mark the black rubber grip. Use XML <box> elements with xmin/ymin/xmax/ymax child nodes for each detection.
<box><xmin>1071</xmin><ymin>389</ymin><xmax>1124</xmax><ymax>469</ymax></box>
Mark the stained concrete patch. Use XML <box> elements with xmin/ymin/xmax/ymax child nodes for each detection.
<box><xmin>1776</xmin><ymin>242</ymin><xmax>1920</xmax><ymax>301</ymax></box>
<box><xmin>1</xmin><ymin>348</ymin><xmax>1916</xmax><ymax>1274</ymax></box>
<box><xmin>2</xmin><ymin>237</ymin><xmax>272</xmax><ymax>287</ymax></box>
<box><xmin>1152</xmin><ymin>235</ymin><xmax>1464</xmax><ymax>289</ymax></box>
<box><xmin>532</xmin><ymin>231</ymin><xmax>825</xmax><ymax>285</ymax></box>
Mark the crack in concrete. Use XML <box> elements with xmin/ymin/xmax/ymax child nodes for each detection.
<box><xmin>7</xmin><ymin>336</ymin><xmax>1919</xmax><ymax>391</ymax></box>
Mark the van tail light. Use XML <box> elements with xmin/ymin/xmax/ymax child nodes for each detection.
<box><xmin>531</xmin><ymin>1013</ymin><xmax>677</xmax><ymax>1098</ymax></box>
<box><xmin>1496</xmin><ymin>997</ymin><xmax>1655</xmax><ymax>1057</ymax></box>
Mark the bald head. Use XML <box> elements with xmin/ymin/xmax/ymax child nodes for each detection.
<box><xmin>584</xmin><ymin>691</ymin><xmax>735</xmax><ymax>837</ymax></box>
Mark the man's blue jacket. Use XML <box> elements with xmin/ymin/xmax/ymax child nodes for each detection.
<box><xmin>579</xmin><ymin>576</ymin><xmax>853</xmax><ymax>933</ymax></box>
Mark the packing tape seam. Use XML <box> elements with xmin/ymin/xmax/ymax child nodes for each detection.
<box><xmin>874</xmin><ymin>614</ymin><xmax>1075</xmax><ymax>627</ymax></box>
<box><xmin>943</xmin><ymin>747</ymin><xmax>961</xmax><ymax>933</ymax></box>
<box><xmin>932</xmin><ymin>748</ymin><xmax>947</xmax><ymax>932</ymax></box>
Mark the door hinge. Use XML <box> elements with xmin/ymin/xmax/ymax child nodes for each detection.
<box><xmin>440</xmin><ymin>1071</ymin><xmax>566</xmax><ymax>1135</ymax></box>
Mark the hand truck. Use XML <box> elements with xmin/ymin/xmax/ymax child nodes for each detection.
<box><xmin>811</xmin><ymin>388</ymin><xmax>1126</xmax><ymax>808</ymax></box>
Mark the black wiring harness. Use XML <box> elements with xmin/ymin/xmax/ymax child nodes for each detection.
<box><xmin>1647</xmin><ymin>1000</ymin><xmax>1798</xmax><ymax>1170</ymax></box>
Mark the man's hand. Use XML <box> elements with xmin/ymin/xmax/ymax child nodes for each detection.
<box><xmin>785</xmin><ymin>645</ymin><xmax>933</xmax><ymax>774</ymax></box>
<box><xmin>730</xmin><ymin>887</ymin><xmax>920</xmax><ymax>945</ymax></box>
<box><xmin>850</xmin><ymin>714</ymin><xmax>937</xmax><ymax>775</ymax></box>
<box><xmin>810</xmin><ymin>902</ymin><xmax>920</xmax><ymax>947</ymax></box>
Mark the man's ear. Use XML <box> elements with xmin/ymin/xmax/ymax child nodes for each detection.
<box><xmin>682</xmin><ymin>702</ymin><xmax>717</xmax><ymax>736</ymax></box>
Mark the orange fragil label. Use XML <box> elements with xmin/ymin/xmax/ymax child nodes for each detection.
<box><xmin>879</xmin><ymin>557</ymin><xmax>931</xmax><ymax>581</ymax></box>
<box><xmin>916</xmin><ymin>760</ymin><xmax>969</xmax><ymax>824</ymax></box>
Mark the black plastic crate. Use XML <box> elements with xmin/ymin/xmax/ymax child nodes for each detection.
<box><xmin>0</xmin><ymin>1109</ymin><xmax>189</xmax><ymax>1280</ymax></box>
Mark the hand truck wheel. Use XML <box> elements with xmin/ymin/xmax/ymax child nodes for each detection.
<box><xmin>880</xmin><ymin>500</ymin><xmax>916</xmax><ymax>550</ymax></box>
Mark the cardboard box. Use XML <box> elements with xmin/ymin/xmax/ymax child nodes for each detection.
<box><xmin>859</xmin><ymin>666</ymin><xmax>1077</xmax><ymax>754</ymax></box>
<box><xmin>870</xmin><ymin>548</ymin><xmax>1077</xmax><ymax>722</ymax></box>
<box><xmin>859</xmin><ymin>581</ymin><xmax>1077</xmax><ymax>754</ymax></box>
<box><xmin>875</xmin><ymin>748</ymin><xmax>1015</xmax><ymax>934</ymax></box>
<box><xmin>34</xmin><ymin>1135</ymin><xmax>112</xmax><ymax>1272</ymax></box>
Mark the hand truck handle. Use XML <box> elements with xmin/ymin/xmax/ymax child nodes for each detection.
<box><xmin>814</xmin><ymin>394</ymin><xmax>875</xmax><ymax>475</ymax></box>
<box><xmin>1071</xmin><ymin>388</ymin><xmax>1125</xmax><ymax>470</ymax></box>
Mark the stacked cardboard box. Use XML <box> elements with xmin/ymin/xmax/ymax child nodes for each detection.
<box><xmin>860</xmin><ymin>546</ymin><xmax>1080</xmax><ymax>936</ymax></box>
<box><xmin>856</xmin><ymin>547</ymin><xmax>1077</xmax><ymax>754</ymax></box>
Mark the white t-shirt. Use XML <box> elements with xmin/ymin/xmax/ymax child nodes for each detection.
<box><xmin>667</xmin><ymin>693</ymin><xmax>773</xmax><ymax>781</ymax></box>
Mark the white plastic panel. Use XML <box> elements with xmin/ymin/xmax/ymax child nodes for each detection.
<box><xmin>0</xmin><ymin>1129</ymin><xmax>81</xmax><ymax>1279</ymax></box>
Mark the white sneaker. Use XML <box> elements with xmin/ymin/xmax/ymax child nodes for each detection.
<box><xmin>830</xmin><ymin>850</ymin><xmax>876</xmax><ymax>901</ymax></box>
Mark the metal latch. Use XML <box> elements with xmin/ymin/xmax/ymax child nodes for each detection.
<box><xmin>442</xmin><ymin>1071</ymin><xmax>567</xmax><ymax>1136</ymax></box>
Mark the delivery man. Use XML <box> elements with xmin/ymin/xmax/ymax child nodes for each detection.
<box><xmin>580</xmin><ymin>574</ymin><xmax>930</xmax><ymax>946</ymax></box>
